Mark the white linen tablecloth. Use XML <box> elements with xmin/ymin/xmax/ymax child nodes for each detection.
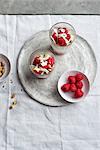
<box><xmin>0</xmin><ymin>15</ymin><xmax>100</xmax><ymax>150</ymax></box>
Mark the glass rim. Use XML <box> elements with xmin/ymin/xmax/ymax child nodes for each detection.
<box><xmin>49</xmin><ymin>22</ymin><xmax>76</xmax><ymax>48</ymax></box>
<box><xmin>49</xmin><ymin>22</ymin><xmax>76</xmax><ymax>35</ymax></box>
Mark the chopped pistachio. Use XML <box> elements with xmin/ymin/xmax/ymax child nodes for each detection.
<box><xmin>11</xmin><ymin>93</ymin><xmax>16</xmax><ymax>99</ymax></box>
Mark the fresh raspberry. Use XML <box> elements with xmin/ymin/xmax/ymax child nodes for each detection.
<box><xmin>58</xmin><ymin>28</ymin><xmax>68</xmax><ymax>34</ymax></box>
<box><xmin>40</xmin><ymin>65</ymin><xmax>49</xmax><ymax>69</ymax></box>
<box><xmin>61</xmin><ymin>83</ymin><xmax>70</xmax><ymax>92</ymax></box>
<box><xmin>58</xmin><ymin>29</ymin><xmax>64</xmax><ymax>34</ymax></box>
<box><xmin>76</xmin><ymin>73</ymin><xmax>84</xmax><ymax>81</ymax></box>
<box><xmin>52</xmin><ymin>32</ymin><xmax>57</xmax><ymax>41</ymax></box>
<box><xmin>48</xmin><ymin>57</ymin><xmax>55</xmax><ymax>66</ymax></box>
<box><xmin>70</xmin><ymin>84</ymin><xmax>77</xmax><ymax>92</ymax></box>
<box><xmin>74</xmin><ymin>89</ymin><xmax>84</xmax><ymax>98</ymax></box>
<box><xmin>66</xmin><ymin>34</ymin><xmax>71</xmax><ymax>40</ymax></box>
<box><xmin>33</xmin><ymin>57</ymin><xmax>40</xmax><ymax>65</ymax></box>
<box><xmin>76</xmin><ymin>81</ymin><xmax>83</xmax><ymax>89</ymax></box>
<box><xmin>34</xmin><ymin>70</ymin><xmax>42</xmax><ymax>75</ymax></box>
<box><xmin>57</xmin><ymin>37</ymin><xmax>66</xmax><ymax>46</ymax></box>
<box><xmin>68</xmin><ymin>76</ymin><xmax>76</xmax><ymax>84</ymax></box>
<box><xmin>63</xmin><ymin>28</ymin><xmax>68</xmax><ymax>34</ymax></box>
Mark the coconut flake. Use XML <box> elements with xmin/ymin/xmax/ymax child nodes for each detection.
<box><xmin>33</xmin><ymin>66</ymin><xmax>40</xmax><ymax>72</ymax></box>
<box><xmin>40</xmin><ymin>67</ymin><xmax>49</xmax><ymax>74</ymax></box>
<box><xmin>41</xmin><ymin>61</ymin><xmax>47</xmax><ymax>66</ymax></box>
<box><xmin>60</xmin><ymin>28</ymin><xmax>65</xmax><ymax>33</ymax></box>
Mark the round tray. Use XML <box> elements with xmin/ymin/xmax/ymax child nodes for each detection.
<box><xmin>17</xmin><ymin>30</ymin><xmax>97</xmax><ymax>106</ymax></box>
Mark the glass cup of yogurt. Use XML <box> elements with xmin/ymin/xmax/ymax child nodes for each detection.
<box><xmin>29</xmin><ymin>49</ymin><xmax>55</xmax><ymax>79</ymax></box>
<box><xmin>49</xmin><ymin>22</ymin><xmax>76</xmax><ymax>55</ymax></box>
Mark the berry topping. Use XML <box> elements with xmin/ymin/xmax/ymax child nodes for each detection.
<box><xmin>52</xmin><ymin>32</ymin><xmax>57</xmax><ymax>41</ymax></box>
<box><xmin>76</xmin><ymin>73</ymin><xmax>84</xmax><ymax>81</ymax></box>
<box><xmin>48</xmin><ymin>57</ymin><xmax>55</xmax><ymax>66</ymax></box>
<box><xmin>58</xmin><ymin>37</ymin><xmax>66</xmax><ymax>46</ymax></box>
<box><xmin>33</xmin><ymin>56</ymin><xmax>40</xmax><ymax>65</ymax></box>
<box><xmin>74</xmin><ymin>89</ymin><xmax>84</xmax><ymax>98</ymax></box>
<box><xmin>63</xmin><ymin>28</ymin><xmax>68</xmax><ymax>34</ymax></box>
<box><xmin>68</xmin><ymin>76</ymin><xmax>76</xmax><ymax>84</ymax></box>
<box><xmin>58</xmin><ymin>28</ymin><xmax>64</xmax><ymax>34</ymax></box>
<box><xmin>66</xmin><ymin>34</ymin><xmax>71</xmax><ymax>41</ymax></box>
<box><xmin>61</xmin><ymin>83</ymin><xmax>70</xmax><ymax>92</ymax></box>
<box><xmin>70</xmin><ymin>84</ymin><xmax>77</xmax><ymax>92</ymax></box>
<box><xmin>76</xmin><ymin>81</ymin><xmax>83</xmax><ymax>89</ymax></box>
<box><xmin>40</xmin><ymin>65</ymin><xmax>49</xmax><ymax>69</ymax></box>
<box><xmin>34</xmin><ymin>70</ymin><xmax>42</xmax><ymax>75</ymax></box>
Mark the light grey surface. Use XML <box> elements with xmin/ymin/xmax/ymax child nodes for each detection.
<box><xmin>0</xmin><ymin>15</ymin><xmax>100</xmax><ymax>150</ymax></box>
<box><xmin>18</xmin><ymin>31</ymin><xmax>97</xmax><ymax>106</ymax></box>
<box><xmin>0</xmin><ymin>0</ymin><xmax>100</xmax><ymax>14</ymax></box>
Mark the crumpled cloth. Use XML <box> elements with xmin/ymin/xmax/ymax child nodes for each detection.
<box><xmin>0</xmin><ymin>15</ymin><xmax>100</xmax><ymax>150</ymax></box>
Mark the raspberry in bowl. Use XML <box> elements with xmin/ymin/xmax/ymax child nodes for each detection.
<box><xmin>29</xmin><ymin>49</ymin><xmax>55</xmax><ymax>79</ymax></box>
<box><xmin>49</xmin><ymin>22</ymin><xmax>76</xmax><ymax>55</ymax></box>
<box><xmin>58</xmin><ymin>71</ymin><xmax>90</xmax><ymax>103</ymax></box>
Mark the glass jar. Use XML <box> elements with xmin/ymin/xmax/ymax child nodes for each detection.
<box><xmin>29</xmin><ymin>49</ymin><xmax>55</xmax><ymax>79</ymax></box>
<box><xmin>49</xmin><ymin>22</ymin><xmax>76</xmax><ymax>55</ymax></box>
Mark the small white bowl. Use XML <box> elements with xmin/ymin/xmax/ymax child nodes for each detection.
<box><xmin>58</xmin><ymin>70</ymin><xmax>90</xmax><ymax>103</ymax></box>
<box><xmin>0</xmin><ymin>54</ymin><xmax>11</xmax><ymax>82</ymax></box>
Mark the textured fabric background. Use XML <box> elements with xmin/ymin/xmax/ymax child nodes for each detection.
<box><xmin>0</xmin><ymin>15</ymin><xmax>100</xmax><ymax>150</ymax></box>
<box><xmin>0</xmin><ymin>0</ymin><xmax>100</xmax><ymax>14</ymax></box>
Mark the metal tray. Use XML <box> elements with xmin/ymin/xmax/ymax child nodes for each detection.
<box><xmin>17</xmin><ymin>30</ymin><xmax>97</xmax><ymax>106</ymax></box>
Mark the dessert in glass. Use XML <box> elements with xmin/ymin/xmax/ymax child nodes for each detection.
<box><xmin>29</xmin><ymin>49</ymin><xmax>55</xmax><ymax>79</ymax></box>
<box><xmin>49</xmin><ymin>22</ymin><xmax>76</xmax><ymax>55</ymax></box>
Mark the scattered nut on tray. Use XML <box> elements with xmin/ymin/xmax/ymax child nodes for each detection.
<box><xmin>0</xmin><ymin>61</ymin><xmax>5</xmax><ymax>77</ymax></box>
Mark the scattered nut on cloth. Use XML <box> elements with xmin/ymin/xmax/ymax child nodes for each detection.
<box><xmin>9</xmin><ymin>93</ymin><xmax>17</xmax><ymax>110</ymax></box>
